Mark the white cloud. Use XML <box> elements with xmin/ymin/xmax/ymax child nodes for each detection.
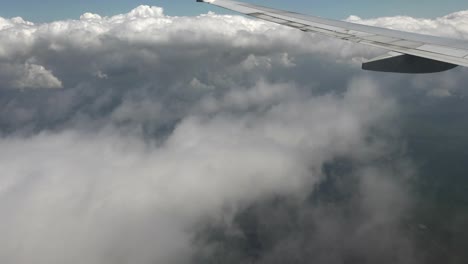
<box><xmin>0</xmin><ymin>62</ymin><xmax>62</xmax><ymax>89</ymax></box>
<box><xmin>14</xmin><ymin>63</ymin><xmax>62</xmax><ymax>89</ymax></box>
<box><xmin>348</xmin><ymin>10</ymin><xmax>468</xmax><ymax>39</ymax></box>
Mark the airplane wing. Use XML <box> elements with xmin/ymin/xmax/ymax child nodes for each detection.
<box><xmin>197</xmin><ymin>0</ymin><xmax>468</xmax><ymax>73</ymax></box>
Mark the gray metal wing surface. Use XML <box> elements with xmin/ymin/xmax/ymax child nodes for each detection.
<box><xmin>197</xmin><ymin>0</ymin><xmax>468</xmax><ymax>73</ymax></box>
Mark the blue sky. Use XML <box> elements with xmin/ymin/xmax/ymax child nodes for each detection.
<box><xmin>1</xmin><ymin>0</ymin><xmax>468</xmax><ymax>22</ymax></box>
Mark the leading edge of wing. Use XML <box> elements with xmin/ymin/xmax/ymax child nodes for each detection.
<box><xmin>197</xmin><ymin>0</ymin><xmax>468</xmax><ymax>72</ymax></box>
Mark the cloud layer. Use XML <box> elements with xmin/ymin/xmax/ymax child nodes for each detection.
<box><xmin>0</xmin><ymin>5</ymin><xmax>467</xmax><ymax>264</ymax></box>
<box><xmin>348</xmin><ymin>10</ymin><xmax>468</xmax><ymax>39</ymax></box>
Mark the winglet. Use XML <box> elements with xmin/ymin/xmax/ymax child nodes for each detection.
<box><xmin>197</xmin><ymin>0</ymin><xmax>219</xmax><ymax>3</ymax></box>
<box><xmin>362</xmin><ymin>52</ymin><xmax>457</xmax><ymax>73</ymax></box>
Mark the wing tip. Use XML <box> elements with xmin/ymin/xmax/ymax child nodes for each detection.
<box><xmin>362</xmin><ymin>53</ymin><xmax>458</xmax><ymax>73</ymax></box>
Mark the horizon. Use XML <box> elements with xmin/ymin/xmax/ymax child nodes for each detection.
<box><xmin>1</xmin><ymin>0</ymin><xmax>468</xmax><ymax>22</ymax></box>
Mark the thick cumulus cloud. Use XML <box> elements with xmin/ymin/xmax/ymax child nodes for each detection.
<box><xmin>0</xmin><ymin>5</ymin><xmax>467</xmax><ymax>264</ymax></box>
<box><xmin>348</xmin><ymin>10</ymin><xmax>468</xmax><ymax>39</ymax></box>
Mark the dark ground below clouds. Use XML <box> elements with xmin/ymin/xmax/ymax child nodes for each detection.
<box><xmin>1</xmin><ymin>88</ymin><xmax>468</xmax><ymax>264</ymax></box>
<box><xmin>191</xmin><ymin>95</ymin><xmax>468</xmax><ymax>264</ymax></box>
<box><xmin>404</xmin><ymin>96</ymin><xmax>468</xmax><ymax>264</ymax></box>
<box><xmin>193</xmin><ymin>158</ymin><xmax>413</xmax><ymax>264</ymax></box>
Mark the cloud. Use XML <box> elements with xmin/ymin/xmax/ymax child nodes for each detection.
<box><xmin>0</xmin><ymin>5</ymin><xmax>467</xmax><ymax>264</ymax></box>
<box><xmin>348</xmin><ymin>10</ymin><xmax>468</xmax><ymax>39</ymax></box>
<box><xmin>12</xmin><ymin>62</ymin><xmax>62</xmax><ymax>89</ymax></box>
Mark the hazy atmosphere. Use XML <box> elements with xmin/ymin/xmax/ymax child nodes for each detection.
<box><xmin>0</xmin><ymin>4</ymin><xmax>467</xmax><ymax>264</ymax></box>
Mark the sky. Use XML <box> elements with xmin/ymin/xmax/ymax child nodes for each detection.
<box><xmin>1</xmin><ymin>2</ymin><xmax>468</xmax><ymax>264</ymax></box>
<box><xmin>1</xmin><ymin>0</ymin><xmax>468</xmax><ymax>22</ymax></box>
